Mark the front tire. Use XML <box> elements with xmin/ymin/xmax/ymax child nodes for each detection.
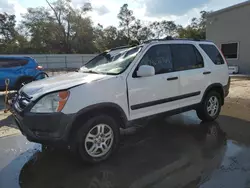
<box><xmin>75</xmin><ymin>115</ymin><xmax>120</xmax><ymax>163</ymax></box>
<box><xmin>196</xmin><ymin>91</ymin><xmax>222</xmax><ymax>122</ymax></box>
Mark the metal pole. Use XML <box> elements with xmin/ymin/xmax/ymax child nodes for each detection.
<box><xmin>46</xmin><ymin>55</ymin><xmax>48</xmax><ymax>69</ymax></box>
<box><xmin>65</xmin><ymin>56</ymin><xmax>67</xmax><ymax>70</ymax></box>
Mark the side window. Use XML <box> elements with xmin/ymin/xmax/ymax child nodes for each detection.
<box><xmin>139</xmin><ymin>44</ymin><xmax>173</xmax><ymax>74</ymax></box>
<box><xmin>195</xmin><ymin>47</ymin><xmax>204</xmax><ymax>67</ymax></box>
<box><xmin>171</xmin><ymin>44</ymin><xmax>204</xmax><ymax>71</ymax></box>
<box><xmin>0</xmin><ymin>58</ymin><xmax>28</xmax><ymax>68</ymax></box>
<box><xmin>199</xmin><ymin>44</ymin><xmax>225</xmax><ymax>65</ymax></box>
<box><xmin>19</xmin><ymin>60</ymin><xmax>29</xmax><ymax>66</ymax></box>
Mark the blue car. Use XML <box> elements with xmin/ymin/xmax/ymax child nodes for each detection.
<box><xmin>0</xmin><ymin>56</ymin><xmax>44</xmax><ymax>91</ymax></box>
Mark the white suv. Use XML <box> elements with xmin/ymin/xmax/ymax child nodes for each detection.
<box><xmin>12</xmin><ymin>39</ymin><xmax>230</xmax><ymax>163</ymax></box>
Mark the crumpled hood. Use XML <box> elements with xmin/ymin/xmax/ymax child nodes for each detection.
<box><xmin>20</xmin><ymin>72</ymin><xmax>114</xmax><ymax>100</ymax></box>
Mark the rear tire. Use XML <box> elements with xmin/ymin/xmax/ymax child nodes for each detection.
<box><xmin>196</xmin><ymin>91</ymin><xmax>222</xmax><ymax>122</ymax></box>
<box><xmin>74</xmin><ymin>114</ymin><xmax>120</xmax><ymax>163</ymax></box>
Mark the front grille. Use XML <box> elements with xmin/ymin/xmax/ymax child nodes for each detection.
<box><xmin>14</xmin><ymin>92</ymin><xmax>31</xmax><ymax>112</ymax></box>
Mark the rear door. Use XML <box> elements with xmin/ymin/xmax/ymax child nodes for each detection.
<box><xmin>171</xmin><ymin>43</ymin><xmax>210</xmax><ymax>108</ymax></box>
<box><xmin>0</xmin><ymin>58</ymin><xmax>28</xmax><ymax>89</ymax></box>
<box><xmin>199</xmin><ymin>43</ymin><xmax>229</xmax><ymax>87</ymax></box>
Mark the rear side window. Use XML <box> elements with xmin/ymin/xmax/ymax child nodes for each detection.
<box><xmin>0</xmin><ymin>58</ymin><xmax>29</xmax><ymax>68</ymax></box>
<box><xmin>171</xmin><ymin>44</ymin><xmax>204</xmax><ymax>71</ymax></box>
<box><xmin>199</xmin><ymin>44</ymin><xmax>225</xmax><ymax>65</ymax></box>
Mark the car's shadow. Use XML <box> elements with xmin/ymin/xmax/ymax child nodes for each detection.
<box><xmin>0</xmin><ymin>114</ymin><xmax>17</xmax><ymax>129</ymax></box>
<box><xmin>1</xmin><ymin>113</ymin><xmax>250</xmax><ymax>188</ymax></box>
<box><xmin>16</xmin><ymin>115</ymin><xmax>229</xmax><ymax>188</ymax></box>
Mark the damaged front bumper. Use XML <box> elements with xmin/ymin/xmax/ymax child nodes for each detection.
<box><xmin>10</xmin><ymin>92</ymin><xmax>75</xmax><ymax>145</ymax></box>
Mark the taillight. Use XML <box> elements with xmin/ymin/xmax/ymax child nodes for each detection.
<box><xmin>36</xmin><ymin>65</ymin><xmax>43</xmax><ymax>70</ymax></box>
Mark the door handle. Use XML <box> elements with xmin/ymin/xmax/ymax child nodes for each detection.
<box><xmin>203</xmin><ymin>71</ymin><xmax>211</xmax><ymax>75</ymax></box>
<box><xmin>167</xmin><ymin>77</ymin><xmax>178</xmax><ymax>81</ymax></box>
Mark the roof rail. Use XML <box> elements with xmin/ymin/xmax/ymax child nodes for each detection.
<box><xmin>142</xmin><ymin>39</ymin><xmax>165</xmax><ymax>44</ymax></box>
<box><xmin>142</xmin><ymin>36</ymin><xmax>177</xmax><ymax>44</ymax></box>
<box><xmin>142</xmin><ymin>36</ymin><xmax>212</xmax><ymax>44</ymax></box>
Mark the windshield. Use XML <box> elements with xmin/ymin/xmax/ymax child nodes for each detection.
<box><xmin>80</xmin><ymin>46</ymin><xmax>141</xmax><ymax>75</ymax></box>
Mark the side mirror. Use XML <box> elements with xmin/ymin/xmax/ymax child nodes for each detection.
<box><xmin>137</xmin><ymin>65</ymin><xmax>155</xmax><ymax>77</ymax></box>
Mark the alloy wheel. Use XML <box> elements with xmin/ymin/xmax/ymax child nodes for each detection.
<box><xmin>84</xmin><ymin>124</ymin><xmax>114</xmax><ymax>158</ymax></box>
<box><xmin>207</xmin><ymin>96</ymin><xmax>219</xmax><ymax>117</ymax></box>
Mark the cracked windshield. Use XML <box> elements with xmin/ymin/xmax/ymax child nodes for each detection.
<box><xmin>1</xmin><ymin>0</ymin><xmax>250</xmax><ymax>188</ymax></box>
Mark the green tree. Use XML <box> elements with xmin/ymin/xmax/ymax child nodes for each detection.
<box><xmin>94</xmin><ymin>25</ymin><xmax>128</xmax><ymax>51</ymax></box>
<box><xmin>117</xmin><ymin>4</ymin><xmax>135</xmax><ymax>43</ymax></box>
<box><xmin>150</xmin><ymin>21</ymin><xmax>163</xmax><ymax>39</ymax></box>
<box><xmin>0</xmin><ymin>13</ymin><xmax>27</xmax><ymax>53</ymax></box>
<box><xmin>46</xmin><ymin>0</ymin><xmax>93</xmax><ymax>53</ymax></box>
<box><xmin>178</xmin><ymin>26</ymin><xmax>203</xmax><ymax>39</ymax></box>
<box><xmin>136</xmin><ymin>26</ymin><xmax>154</xmax><ymax>43</ymax></box>
<box><xmin>0</xmin><ymin>3</ymin><xmax>212</xmax><ymax>54</ymax></box>
<box><xmin>0</xmin><ymin>13</ymin><xmax>16</xmax><ymax>42</ymax></box>
<box><xmin>150</xmin><ymin>20</ymin><xmax>177</xmax><ymax>39</ymax></box>
<box><xmin>70</xmin><ymin>16</ymin><xmax>97</xmax><ymax>53</ymax></box>
<box><xmin>131</xmin><ymin>19</ymin><xmax>154</xmax><ymax>43</ymax></box>
<box><xmin>162</xmin><ymin>21</ymin><xmax>178</xmax><ymax>36</ymax></box>
<box><xmin>177</xmin><ymin>11</ymin><xmax>210</xmax><ymax>40</ymax></box>
<box><xmin>21</xmin><ymin>0</ymin><xmax>95</xmax><ymax>53</ymax></box>
<box><xmin>21</xmin><ymin>7</ymin><xmax>57</xmax><ymax>53</ymax></box>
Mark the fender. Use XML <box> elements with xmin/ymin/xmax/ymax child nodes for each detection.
<box><xmin>72</xmin><ymin>102</ymin><xmax>128</xmax><ymax>128</ymax></box>
<box><xmin>64</xmin><ymin>102</ymin><xmax>129</xmax><ymax>141</ymax></box>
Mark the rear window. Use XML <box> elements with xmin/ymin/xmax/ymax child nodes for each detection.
<box><xmin>199</xmin><ymin>44</ymin><xmax>225</xmax><ymax>65</ymax></box>
<box><xmin>0</xmin><ymin>58</ymin><xmax>29</xmax><ymax>68</ymax></box>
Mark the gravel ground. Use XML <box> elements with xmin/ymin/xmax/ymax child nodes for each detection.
<box><xmin>221</xmin><ymin>78</ymin><xmax>250</xmax><ymax>121</ymax></box>
<box><xmin>0</xmin><ymin>77</ymin><xmax>249</xmax><ymax>138</ymax></box>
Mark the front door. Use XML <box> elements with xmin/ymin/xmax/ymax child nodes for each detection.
<box><xmin>127</xmin><ymin>44</ymin><xmax>180</xmax><ymax>120</ymax></box>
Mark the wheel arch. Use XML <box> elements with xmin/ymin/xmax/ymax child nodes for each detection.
<box><xmin>202</xmin><ymin>83</ymin><xmax>225</xmax><ymax>105</ymax></box>
<box><xmin>67</xmin><ymin>103</ymin><xmax>128</xmax><ymax>141</ymax></box>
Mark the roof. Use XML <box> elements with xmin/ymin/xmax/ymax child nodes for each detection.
<box><xmin>143</xmin><ymin>38</ymin><xmax>213</xmax><ymax>44</ymax></box>
<box><xmin>0</xmin><ymin>56</ymin><xmax>33</xmax><ymax>59</ymax></box>
<box><xmin>208</xmin><ymin>0</ymin><xmax>250</xmax><ymax>17</ymax></box>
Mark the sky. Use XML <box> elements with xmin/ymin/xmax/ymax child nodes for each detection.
<box><xmin>0</xmin><ymin>0</ymin><xmax>248</xmax><ymax>27</ymax></box>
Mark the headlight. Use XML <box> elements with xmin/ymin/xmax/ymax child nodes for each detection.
<box><xmin>31</xmin><ymin>91</ymin><xmax>70</xmax><ymax>113</ymax></box>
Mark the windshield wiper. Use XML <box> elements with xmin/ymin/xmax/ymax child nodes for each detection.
<box><xmin>81</xmin><ymin>70</ymin><xmax>100</xmax><ymax>74</ymax></box>
<box><xmin>81</xmin><ymin>70</ymin><xmax>116</xmax><ymax>75</ymax></box>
